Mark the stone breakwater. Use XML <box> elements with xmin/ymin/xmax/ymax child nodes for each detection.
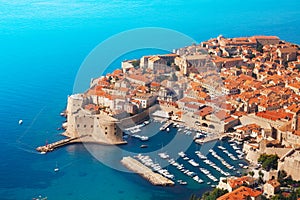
<box><xmin>121</xmin><ymin>156</ymin><xmax>174</xmax><ymax>186</ymax></box>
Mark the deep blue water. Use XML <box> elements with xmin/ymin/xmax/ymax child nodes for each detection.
<box><xmin>1</xmin><ymin>1</ymin><xmax>300</xmax><ymax>199</ymax></box>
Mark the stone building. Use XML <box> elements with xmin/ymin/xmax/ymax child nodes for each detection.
<box><xmin>278</xmin><ymin>149</ymin><xmax>300</xmax><ymax>181</ymax></box>
<box><xmin>277</xmin><ymin>112</ymin><xmax>300</xmax><ymax>146</ymax></box>
<box><xmin>65</xmin><ymin>94</ymin><xmax>124</xmax><ymax>144</ymax></box>
<box><xmin>263</xmin><ymin>179</ymin><xmax>280</xmax><ymax>198</ymax></box>
<box><xmin>217</xmin><ymin>176</ymin><xmax>256</xmax><ymax>192</ymax></box>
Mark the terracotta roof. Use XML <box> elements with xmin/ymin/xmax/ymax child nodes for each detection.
<box><xmin>194</xmin><ymin>106</ymin><xmax>213</xmax><ymax>117</ymax></box>
<box><xmin>278</xmin><ymin>47</ymin><xmax>298</xmax><ymax>54</ymax></box>
<box><xmin>217</xmin><ymin>186</ymin><xmax>262</xmax><ymax>200</ymax></box>
<box><xmin>150</xmin><ymin>82</ymin><xmax>160</xmax><ymax>87</ymax></box>
<box><xmin>251</xmin><ymin>36</ymin><xmax>279</xmax><ymax>40</ymax></box>
<box><xmin>215</xmin><ymin>110</ymin><xmax>230</xmax><ymax>121</ymax></box>
<box><xmin>266</xmin><ymin>179</ymin><xmax>280</xmax><ymax>188</ymax></box>
<box><xmin>256</xmin><ymin>110</ymin><xmax>293</xmax><ymax>121</ymax></box>
<box><xmin>228</xmin><ymin>176</ymin><xmax>255</xmax><ymax>189</ymax></box>
<box><xmin>185</xmin><ymin>103</ymin><xmax>199</xmax><ymax>110</ymax></box>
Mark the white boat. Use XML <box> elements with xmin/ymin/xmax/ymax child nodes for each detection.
<box><xmin>32</xmin><ymin>195</ymin><xmax>48</xmax><ymax>200</ymax></box>
<box><xmin>183</xmin><ymin>156</ymin><xmax>189</xmax><ymax>160</ymax></box>
<box><xmin>218</xmin><ymin>146</ymin><xmax>226</xmax><ymax>150</ymax></box>
<box><xmin>178</xmin><ymin>180</ymin><xmax>187</xmax><ymax>185</ymax></box>
<box><xmin>40</xmin><ymin>151</ymin><xmax>46</xmax><ymax>155</ymax></box>
<box><xmin>54</xmin><ymin>167</ymin><xmax>59</xmax><ymax>172</ymax></box>
<box><xmin>188</xmin><ymin>159</ymin><xmax>199</xmax><ymax>167</ymax></box>
<box><xmin>193</xmin><ymin>175</ymin><xmax>199</xmax><ymax>182</ymax></box>
<box><xmin>54</xmin><ymin>163</ymin><xmax>59</xmax><ymax>172</ymax></box>
<box><xmin>178</xmin><ymin>151</ymin><xmax>186</xmax><ymax>157</ymax></box>
<box><xmin>158</xmin><ymin>152</ymin><xmax>169</xmax><ymax>159</ymax></box>
<box><xmin>140</xmin><ymin>136</ymin><xmax>149</xmax><ymax>141</ymax></box>
<box><xmin>166</xmin><ymin>128</ymin><xmax>170</xmax><ymax>132</ymax></box>
<box><xmin>18</xmin><ymin>120</ymin><xmax>23</xmax><ymax>125</ymax></box>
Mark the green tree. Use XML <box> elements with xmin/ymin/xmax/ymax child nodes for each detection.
<box><xmin>249</xmin><ymin>171</ymin><xmax>255</xmax><ymax>177</ymax></box>
<box><xmin>201</xmin><ymin>188</ymin><xmax>228</xmax><ymax>200</ymax></box>
<box><xmin>257</xmin><ymin>43</ymin><xmax>263</xmax><ymax>53</ymax></box>
<box><xmin>131</xmin><ymin>60</ymin><xmax>140</xmax><ymax>68</ymax></box>
<box><xmin>258</xmin><ymin>154</ymin><xmax>279</xmax><ymax>171</ymax></box>
<box><xmin>189</xmin><ymin>194</ymin><xmax>200</xmax><ymax>200</ymax></box>
<box><xmin>174</xmin><ymin>65</ymin><xmax>180</xmax><ymax>71</ymax></box>
<box><xmin>278</xmin><ymin>170</ymin><xmax>287</xmax><ymax>184</ymax></box>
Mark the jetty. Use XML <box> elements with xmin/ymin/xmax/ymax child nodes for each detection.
<box><xmin>160</xmin><ymin>121</ymin><xmax>173</xmax><ymax>131</ymax></box>
<box><xmin>36</xmin><ymin>135</ymin><xmax>89</xmax><ymax>153</ymax></box>
<box><xmin>195</xmin><ymin>133</ymin><xmax>226</xmax><ymax>144</ymax></box>
<box><xmin>121</xmin><ymin>156</ymin><xmax>174</xmax><ymax>186</ymax></box>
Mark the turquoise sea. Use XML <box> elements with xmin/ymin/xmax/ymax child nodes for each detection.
<box><xmin>1</xmin><ymin>1</ymin><xmax>300</xmax><ymax>199</ymax></box>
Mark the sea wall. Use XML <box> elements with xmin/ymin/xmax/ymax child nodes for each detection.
<box><xmin>121</xmin><ymin>156</ymin><xmax>174</xmax><ymax>186</ymax></box>
<box><xmin>119</xmin><ymin>104</ymin><xmax>161</xmax><ymax>129</ymax></box>
<box><xmin>244</xmin><ymin>147</ymin><xmax>291</xmax><ymax>163</ymax></box>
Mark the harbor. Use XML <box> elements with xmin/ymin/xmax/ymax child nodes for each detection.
<box><xmin>119</xmin><ymin>119</ymin><xmax>248</xmax><ymax>188</ymax></box>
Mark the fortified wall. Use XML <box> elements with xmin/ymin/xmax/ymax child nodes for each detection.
<box><xmin>64</xmin><ymin>94</ymin><xmax>125</xmax><ymax>144</ymax></box>
<box><xmin>118</xmin><ymin>104</ymin><xmax>161</xmax><ymax>129</ymax></box>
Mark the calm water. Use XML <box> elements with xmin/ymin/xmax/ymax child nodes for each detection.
<box><xmin>1</xmin><ymin>1</ymin><xmax>300</xmax><ymax>199</ymax></box>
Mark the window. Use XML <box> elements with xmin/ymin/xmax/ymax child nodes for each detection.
<box><xmin>77</xmin><ymin>124</ymin><xmax>80</xmax><ymax>127</ymax></box>
<box><xmin>105</xmin><ymin>132</ymin><xmax>107</xmax><ymax>135</ymax></box>
<box><xmin>84</xmin><ymin>125</ymin><xmax>86</xmax><ymax>128</ymax></box>
<box><xmin>105</xmin><ymin>127</ymin><xmax>108</xmax><ymax>130</ymax></box>
<box><xmin>91</xmin><ymin>125</ymin><xmax>93</xmax><ymax>128</ymax></box>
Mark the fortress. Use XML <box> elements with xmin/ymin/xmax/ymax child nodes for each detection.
<box><xmin>64</xmin><ymin>94</ymin><xmax>125</xmax><ymax>144</ymax></box>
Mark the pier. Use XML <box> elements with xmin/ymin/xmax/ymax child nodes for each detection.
<box><xmin>121</xmin><ymin>156</ymin><xmax>174</xmax><ymax>186</ymax></box>
<box><xmin>195</xmin><ymin>133</ymin><xmax>226</xmax><ymax>144</ymax></box>
<box><xmin>160</xmin><ymin>121</ymin><xmax>173</xmax><ymax>131</ymax></box>
<box><xmin>36</xmin><ymin>135</ymin><xmax>89</xmax><ymax>153</ymax></box>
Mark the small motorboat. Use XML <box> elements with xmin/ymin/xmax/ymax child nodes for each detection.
<box><xmin>18</xmin><ymin>120</ymin><xmax>23</xmax><ymax>125</ymax></box>
<box><xmin>32</xmin><ymin>195</ymin><xmax>48</xmax><ymax>200</ymax></box>
<box><xmin>140</xmin><ymin>144</ymin><xmax>148</xmax><ymax>148</ymax></box>
<box><xmin>54</xmin><ymin>162</ymin><xmax>59</xmax><ymax>172</ymax></box>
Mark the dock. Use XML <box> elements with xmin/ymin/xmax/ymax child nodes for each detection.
<box><xmin>195</xmin><ymin>134</ymin><xmax>225</xmax><ymax>144</ymax></box>
<box><xmin>121</xmin><ymin>156</ymin><xmax>174</xmax><ymax>186</ymax></box>
<box><xmin>160</xmin><ymin>121</ymin><xmax>173</xmax><ymax>131</ymax></box>
<box><xmin>36</xmin><ymin>135</ymin><xmax>88</xmax><ymax>153</ymax></box>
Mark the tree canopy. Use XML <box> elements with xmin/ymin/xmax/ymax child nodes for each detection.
<box><xmin>258</xmin><ymin>154</ymin><xmax>279</xmax><ymax>171</ymax></box>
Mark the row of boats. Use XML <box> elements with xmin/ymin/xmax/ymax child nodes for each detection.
<box><xmin>210</xmin><ymin>149</ymin><xmax>235</xmax><ymax>170</ymax></box>
<box><xmin>124</xmin><ymin>120</ymin><xmax>150</xmax><ymax>134</ymax></box>
<box><xmin>160</xmin><ymin>153</ymin><xmax>204</xmax><ymax>184</ymax></box>
<box><xmin>134</xmin><ymin>154</ymin><xmax>175</xmax><ymax>180</ymax></box>
<box><xmin>134</xmin><ymin>140</ymin><xmax>248</xmax><ymax>187</ymax></box>
<box><xmin>195</xmin><ymin>151</ymin><xmax>229</xmax><ymax>180</ymax></box>
<box><xmin>130</xmin><ymin>134</ymin><xmax>149</xmax><ymax>141</ymax></box>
